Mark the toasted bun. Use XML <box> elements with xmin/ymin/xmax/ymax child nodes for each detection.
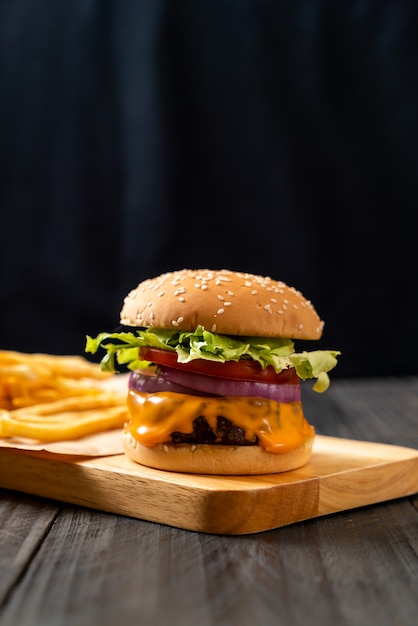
<box><xmin>122</xmin><ymin>428</ymin><xmax>315</xmax><ymax>475</ymax></box>
<box><xmin>120</xmin><ymin>269</ymin><xmax>324</xmax><ymax>340</ymax></box>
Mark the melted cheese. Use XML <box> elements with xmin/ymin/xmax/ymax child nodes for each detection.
<box><xmin>126</xmin><ymin>390</ymin><xmax>314</xmax><ymax>454</ymax></box>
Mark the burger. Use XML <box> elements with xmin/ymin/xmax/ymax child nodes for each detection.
<box><xmin>86</xmin><ymin>269</ymin><xmax>339</xmax><ymax>475</ymax></box>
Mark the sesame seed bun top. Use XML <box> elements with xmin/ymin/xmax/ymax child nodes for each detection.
<box><xmin>120</xmin><ymin>269</ymin><xmax>324</xmax><ymax>340</ymax></box>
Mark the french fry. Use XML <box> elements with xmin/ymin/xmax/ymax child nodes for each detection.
<box><xmin>9</xmin><ymin>392</ymin><xmax>126</xmax><ymax>417</ymax></box>
<box><xmin>0</xmin><ymin>406</ymin><xmax>128</xmax><ymax>442</ymax></box>
<box><xmin>0</xmin><ymin>350</ymin><xmax>110</xmax><ymax>380</ymax></box>
<box><xmin>0</xmin><ymin>349</ymin><xmax>128</xmax><ymax>442</ymax></box>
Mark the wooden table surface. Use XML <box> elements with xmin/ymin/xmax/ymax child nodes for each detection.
<box><xmin>1</xmin><ymin>377</ymin><xmax>417</xmax><ymax>626</ymax></box>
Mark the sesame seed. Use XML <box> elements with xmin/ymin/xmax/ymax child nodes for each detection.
<box><xmin>293</xmin><ymin>304</ymin><xmax>299</xmax><ymax>309</ymax></box>
<box><xmin>178</xmin><ymin>297</ymin><xmax>185</xmax><ymax>302</ymax></box>
<box><xmin>146</xmin><ymin>301</ymin><xmax>152</xmax><ymax>307</ymax></box>
<box><xmin>158</xmin><ymin>291</ymin><xmax>164</xmax><ymax>297</ymax></box>
<box><xmin>227</xmin><ymin>290</ymin><xmax>234</xmax><ymax>296</ymax></box>
<box><xmin>211</xmin><ymin>324</ymin><xmax>217</xmax><ymax>332</ymax></box>
<box><xmin>163</xmin><ymin>445</ymin><xmax>169</xmax><ymax>453</ymax></box>
<box><xmin>217</xmin><ymin>294</ymin><xmax>224</xmax><ymax>301</ymax></box>
<box><xmin>216</xmin><ymin>308</ymin><xmax>225</xmax><ymax>315</ymax></box>
<box><xmin>277</xmin><ymin>310</ymin><xmax>284</xmax><ymax>315</ymax></box>
<box><xmin>224</xmin><ymin>301</ymin><xmax>232</xmax><ymax>306</ymax></box>
<box><xmin>298</xmin><ymin>324</ymin><xmax>304</xmax><ymax>330</ymax></box>
<box><xmin>171</xmin><ymin>320</ymin><xmax>179</xmax><ymax>327</ymax></box>
<box><xmin>177</xmin><ymin>316</ymin><xmax>184</xmax><ymax>324</ymax></box>
<box><xmin>201</xmin><ymin>284</ymin><xmax>208</xmax><ymax>290</ymax></box>
<box><xmin>263</xmin><ymin>304</ymin><xmax>273</xmax><ymax>314</ymax></box>
<box><xmin>251</xmin><ymin>290</ymin><xmax>258</xmax><ymax>295</ymax></box>
<box><xmin>270</xmin><ymin>298</ymin><xmax>277</xmax><ymax>303</ymax></box>
<box><xmin>245</xmin><ymin>281</ymin><xmax>252</xmax><ymax>287</ymax></box>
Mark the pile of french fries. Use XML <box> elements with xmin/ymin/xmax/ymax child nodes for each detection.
<box><xmin>0</xmin><ymin>350</ymin><xmax>128</xmax><ymax>442</ymax></box>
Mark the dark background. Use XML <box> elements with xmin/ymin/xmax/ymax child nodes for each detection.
<box><xmin>1</xmin><ymin>0</ymin><xmax>417</xmax><ymax>378</ymax></box>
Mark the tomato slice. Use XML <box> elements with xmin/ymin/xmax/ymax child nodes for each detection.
<box><xmin>139</xmin><ymin>347</ymin><xmax>298</xmax><ymax>384</ymax></box>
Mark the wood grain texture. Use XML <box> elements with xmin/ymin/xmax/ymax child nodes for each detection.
<box><xmin>0</xmin><ymin>491</ymin><xmax>59</xmax><ymax>605</ymax></box>
<box><xmin>1</xmin><ymin>435</ymin><xmax>417</xmax><ymax>534</ymax></box>
<box><xmin>0</xmin><ymin>494</ymin><xmax>417</xmax><ymax>626</ymax></box>
<box><xmin>1</xmin><ymin>377</ymin><xmax>418</xmax><ymax>626</ymax></box>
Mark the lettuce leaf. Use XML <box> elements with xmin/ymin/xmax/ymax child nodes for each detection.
<box><xmin>85</xmin><ymin>326</ymin><xmax>340</xmax><ymax>392</ymax></box>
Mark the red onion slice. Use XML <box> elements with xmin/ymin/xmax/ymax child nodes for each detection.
<box><xmin>128</xmin><ymin>370</ymin><xmax>212</xmax><ymax>396</ymax></box>
<box><xmin>159</xmin><ymin>365</ymin><xmax>301</xmax><ymax>403</ymax></box>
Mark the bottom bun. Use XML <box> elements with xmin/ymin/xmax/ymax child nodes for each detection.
<box><xmin>122</xmin><ymin>428</ymin><xmax>315</xmax><ymax>475</ymax></box>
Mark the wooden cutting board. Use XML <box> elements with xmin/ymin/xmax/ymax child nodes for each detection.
<box><xmin>1</xmin><ymin>435</ymin><xmax>417</xmax><ymax>534</ymax></box>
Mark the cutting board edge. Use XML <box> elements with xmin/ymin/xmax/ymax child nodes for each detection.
<box><xmin>1</xmin><ymin>435</ymin><xmax>418</xmax><ymax>535</ymax></box>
